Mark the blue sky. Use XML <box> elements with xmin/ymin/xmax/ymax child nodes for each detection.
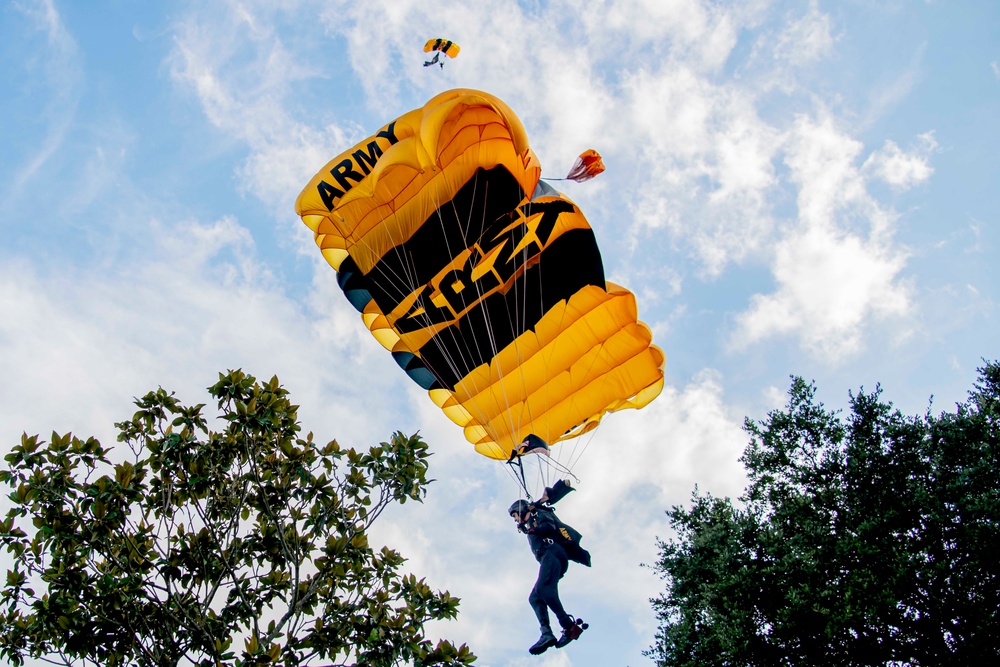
<box><xmin>1</xmin><ymin>1</ymin><xmax>997</xmax><ymax>665</ymax></box>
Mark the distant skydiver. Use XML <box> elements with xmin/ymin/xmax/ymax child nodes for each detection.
<box><xmin>423</xmin><ymin>38</ymin><xmax>460</xmax><ymax>68</ymax></box>
<box><xmin>509</xmin><ymin>473</ymin><xmax>591</xmax><ymax>655</ymax></box>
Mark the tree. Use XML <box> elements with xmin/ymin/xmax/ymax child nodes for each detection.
<box><xmin>0</xmin><ymin>370</ymin><xmax>476</xmax><ymax>667</ymax></box>
<box><xmin>647</xmin><ymin>361</ymin><xmax>1000</xmax><ymax>667</ymax></box>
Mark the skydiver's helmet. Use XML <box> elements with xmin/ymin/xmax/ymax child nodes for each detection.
<box><xmin>508</xmin><ymin>499</ymin><xmax>532</xmax><ymax>519</ymax></box>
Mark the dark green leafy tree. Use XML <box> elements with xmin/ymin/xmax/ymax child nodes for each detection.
<box><xmin>0</xmin><ymin>370</ymin><xmax>476</xmax><ymax>667</ymax></box>
<box><xmin>648</xmin><ymin>361</ymin><xmax>1000</xmax><ymax>667</ymax></box>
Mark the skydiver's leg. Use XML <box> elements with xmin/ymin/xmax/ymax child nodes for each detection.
<box><xmin>528</xmin><ymin>576</ymin><xmax>551</xmax><ymax>630</ymax></box>
<box><xmin>532</xmin><ymin>546</ymin><xmax>572</xmax><ymax>629</ymax></box>
<box><xmin>527</xmin><ymin>573</ymin><xmax>557</xmax><ymax>654</ymax></box>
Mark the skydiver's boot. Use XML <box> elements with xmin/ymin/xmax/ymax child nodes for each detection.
<box><xmin>528</xmin><ymin>627</ymin><xmax>558</xmax><ymax>655</ymax></box>
<box><xmin>555</xmin><ymin>617</ymin><xmax>588</xmax><ymax>648</ymax></box>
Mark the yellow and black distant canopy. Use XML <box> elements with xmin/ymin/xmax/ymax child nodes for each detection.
<box><xmin>423</xmin><ymin>38</ymin><xmax>460</xmax><ymax>58</ymax></box>
<box><xmin>295</xmin><ymin>89</ymin><xmax>664</xmax><ymax>461</ymax></box>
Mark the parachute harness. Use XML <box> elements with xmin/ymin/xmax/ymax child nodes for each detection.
<box><xmin>506</xmin><ymin>434</ymin><xmax>578</xmax><ymax>499</ymax></box>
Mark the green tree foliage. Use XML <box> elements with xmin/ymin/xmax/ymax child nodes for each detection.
<box><xmin>0</xmin><ymin>370</ymin><xmax>476</xmax><ymax>667</ymax></box>
<box><xmin>648</xmin><ymin>361</ymin><xmax>1000</xmax><ymax>667</ymax></box>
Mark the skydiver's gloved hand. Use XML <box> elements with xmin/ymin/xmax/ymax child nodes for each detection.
<box><xmin>543</xmin><ymin>479</ymin><xmax>575</xmax><ymax>505</ymax></box>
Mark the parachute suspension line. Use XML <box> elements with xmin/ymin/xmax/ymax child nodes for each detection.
<box><xmin>543</xmin><ymin>455</ymin><xmax>580</xmax><ymax>485</ymax></box>
<box><xmin>462</xmin><ymin>173</ymin><xmax>513</xmax><ymax>446</ymax></box>
<box><xmin>566</xmin><ymin>425</ymin><xmax>598</xmax><ymax>478</ymax></box>
<box><xmin>430</xmin><ymin>175</ymin><xmax>503</xmax><ymax>444</ymax></box>
<box><xmin>350</xmin><ymin>192</ymin><xmax>499</xmax><ymax>455</ymax></box>
<box><xmin>565</xmin><ymin>324</ymin><xmax>624</xmax><ymax>471</ymax></box>
<box><xmin>476</xmin><ymin>172</ymin><xmax>530</xmax><ymax>452</ymax></box>
<box><xmin>352</xmin><ymin>201</ymin><xmax>425</xmax><ymax>319</ymax></box>
<box><xmin>532</xmin><ymin>227</ymin><xmax>564</xmax><ymax>487</ymax></box>
<box><xmin>458</xmin><ymin>172</ymin><xmax>524</xmax><ymax>457</ymax></box>
<box><xmin>451</xmin><ymin>172</ymin><xmax>514</xmax><ymax>448</ymax></box>
<box><xmin>415</xmin><ymin>176</ymin><xmax>491</xmax><ymax>427</ymax></box>
<box><xmin>500</xmin><ymin>174</ymin><xmax>546</xmax><ymax>459</ymax></box>
<box><xmin>507</xmin><ymin>456</ymin><xmax>531</xmax><ymax>499</ymax></box>
<box><xmin>501</xmin><ymin>179</ymin><xmax>549</xmax><ymax>455</ymax></box>
<box><xmin>401</xmin><ymin>170</ymin><xmax>501</xmax><ymax>459</ymax></box>
<box><xmin>499</xmin><ymin>195</ymin><xmax>531</xmax><ymax>458</ymax></box>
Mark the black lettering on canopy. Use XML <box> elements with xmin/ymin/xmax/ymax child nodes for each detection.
<box><xmin>353</xmin><ymin>142</ymin><xmax>383</xmax><ymax>175</ymax></box>
<box><xmin>314</xmin><ymin>121</ymin><xmax>400</xmax><ymax>211</ymax></box>
<box><xmin>417</xmin><ymin>228</ymin><xmax>606</xmax><ymax>390</ymax></box>
<box><xmin>375</xmin><ymin>121</ymin><xmax>399</xmax><ymax>145</ymax></box>
<box><xmin>361</xmin><ymin>166</ymin><xmax>527</xmax><ymax>317</ymax></box>
<box><xmin>318</xmin><ymin>181</ymin><xmax>345</xmax><ymax>211</ymax></box>
<box><xmin>330</xmin><ymin>159</ymin><xmax>364</xmax><ymax>192</ymax></box>
<box><xmin>410</xmin><ymin>200</ymin><xmax>576</xmax><ymax>326</ymax></box>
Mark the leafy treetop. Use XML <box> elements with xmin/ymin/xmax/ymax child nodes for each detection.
<box><xmin>0</xmin><ymin>369</ymin><xmax>476</xmax><ymax>667</ymax></box>
<box><xmin>647</xmin><ymin>360</ymin><xmax>1000</xmax><ymax>667</ymax></box>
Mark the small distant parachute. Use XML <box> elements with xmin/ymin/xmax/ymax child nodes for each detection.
<box><xmin>423</xmin><ymin>38</ymin><xmax>460</xmax><ymax>68</ymax></box>
<box><xmin>295</xmin><ymin>89</ymin><xmax>664</xmax><ymax>487</ymax></box>
<box><xmin>564</xmin><ymin>149</ymin><xmax>605</xmax><ymax>182</ymax></box>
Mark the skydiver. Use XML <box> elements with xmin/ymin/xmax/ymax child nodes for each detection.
<box><xmin>509</xmin><ymin>477</ymin><xmax>591</xmax><ymax>655</ymax></box>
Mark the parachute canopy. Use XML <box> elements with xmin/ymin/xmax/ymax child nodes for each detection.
<box><xmin>565</xmin><ymin>149</ymin><xmax>605</xmax><ymax>182</ymax></box>
<box><xmin>423</xmin><ymin>38</ymin><xmax>460</xmax><ymax>57</ymax></box>
<box><xmin>295</xmin><ymin>89</ymin><xmax>664</xmax><ymax>461</ymax></box>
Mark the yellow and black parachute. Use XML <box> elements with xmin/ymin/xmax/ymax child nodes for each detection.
<box><xmin>423</xmin><ymin>38</ymin><xmax>460</xmax><ymax>67</ymax></box>
<box><xmin>424</xmin><ymin>38</ymin><xmax>460</xmax><ymax>58</ymax></box>
<box><xmin>295</xmin><ymin>89</ymin><xmax>664</xmax><ymax>462</ymax></box>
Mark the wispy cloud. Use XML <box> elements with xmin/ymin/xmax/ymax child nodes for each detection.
<box><xmin>3</xmin><ymin>0</ymin><xmax>83</xmax><ymax>205</ymax></box>
<box><xmin>168</xmin><ymin>5</ymin><xmax>352</xmax><ymax>220</ymax></box>
<box><xmin>859</xmin><ymin>41</ymin><xmax>926</xmax><ymax>131</ymax></box>
<box><xmin>773</xmin><ymin>0</ymin><xmax>835</xmax><ymax>65</ymax></box>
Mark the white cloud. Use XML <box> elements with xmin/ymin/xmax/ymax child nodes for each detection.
<box><xmin>574</xmin><ymin>0</ymin><xmax>754</xmax><ymax>72</ymax></box>
<box><xmin>730</xmin><ymin>112</ymin><xmax>916</xmax><ymax>361</ymax></box>
<box><xmin>859</xmin><ymin>42</ymin><xmax>926</xmax><ymax>131</ymax></box>
<box><xmin>862</xmin><ymin>132</ymin><xmax>937</xmax><ymax>190</ymax></box>
<box><xmin>784</xmin><ymin>113</ymin><xmax>870</xmax><ymax>228</ymax></box>
<box><xmin>0</xmin><ymin>214</ymin><xmax>403</xmax><ymax>450</ymax></box>
<box><xmin>623</xmin><ymin>65</ymin><xmax>781</xmax><ymax>274</ymax></box>
<box><xmin>734</xmin><ymin>224</ymin><xmax>912</xmax><ymax>359</ymax></box>
<box><xmin>772</xmin><ymin>0</ymin><xmax>835</xmax><ymax>65</ymax></box>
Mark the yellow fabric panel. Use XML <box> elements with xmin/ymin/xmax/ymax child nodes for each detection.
<box><xmin>456</xmin><ymin>321</ymin><xmax>655</xmax><ymax>429</ymax></box>
<box><xmin>428</xmin><ymin>388</ymin><xmax>452</xmax><ymax>408</ymax></box>
<box><xmin>447</xmin><ymin>288</ymin><xmax>664</xmax><ymax>459</ymax></box>
<box><xmin>469</xmin><ymin>346</ymin><xmax>665</xmax><ymax>458</ymax></box>
<box><xmin>320</xmin><ymin>245</ymin><xmax>349</xmax><ymax>272</ymax></box>
<box><xmin>449</xmin><ymin>285</ymin><xmax>636</xmax><ymax>404</ymax></box>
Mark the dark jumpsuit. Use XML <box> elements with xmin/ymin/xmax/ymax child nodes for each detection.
<box><xmin>524</xmin><ymin>521</ymin><xmax>572</xmax><ymax>631</ymax></box>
